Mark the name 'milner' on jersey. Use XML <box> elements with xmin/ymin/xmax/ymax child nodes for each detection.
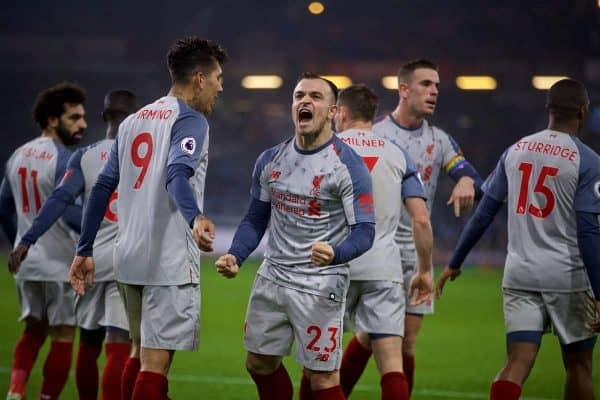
<box><xmin>252</xmin><ymin>136</ymin><xmax>374</xmax><ymax>299</ymax></box>
<box><xmin>484</xmin><ymin>129</ymin><xmax>600</xmax><ymax>292</ymax></box>
<box><xmin>337</xmin><ymin>129</ymin><xmax>426</xmax><ymax>282</ymax></box>
<box><xmin>373</xmin><ymin>116</ymin><xmax>466</xmax><ymax>250</ymax></box>
<box><xmin>4</xmin><ymin>137</ymin><xmax>77</xmax><ymax>281</ymax></box>
<box><xmin>100</xmin><ymin>96</ymin><xmax>209</xmax><ymax>285</ymax></box>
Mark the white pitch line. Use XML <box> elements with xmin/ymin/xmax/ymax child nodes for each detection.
<box><xmin>0</xmin><ymin>367</ymin><xmax>558</xmax><ymax>400</ymax></box>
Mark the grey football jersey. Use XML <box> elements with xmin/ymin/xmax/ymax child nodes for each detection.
<box><xmin>113</xmin><ymin>96</ymin><xmax>209</xmax><ymax>285</ymax></box>
<box><xmin>484</xmin><ymin>129</ymin><xmax>600</xmax><ymax>292</ymax></box>
<box><xmin>373</xmin><ymin>116</ymin><xmax>463</xmax><ymax>249</ymax></box>
<box><xmin>79</xmin><ymin>139</ymin><xmax>118</xmax><ymax>281</ymax></box>
<box><xmin>6</xmin><ymin>137</ymin><xmax>76</xmax><ymax>281</ymax></box>
<box><xmin>337</xmin><ymin>129</ymin><xmax>426</xmax><ymax>281</ymax></box>
<box><xmin>252</xmin><ymin>136</ymin><xmax>374</xmax><ymax>299</ymax></box>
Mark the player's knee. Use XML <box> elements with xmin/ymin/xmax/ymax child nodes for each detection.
<box><xmin>308</xmin><ymin>370</ymin><xmax>339</xmax><ymax>391</ymax></box>
<box><xmin>245</xmin><ymin>353</ymin><xmax>279</xmax><ymax>375</ymax></box>
<box><xmin>24</xmin><ymin>317</ymin><xmax>48</xmax><ymax>337</ymax></box>
<box><xmin>402</xmin><ymin>333</ymin><xmax>417</xmax><ymax>355</ymax></box>
<box><xmin>49</xmin><ymin>325</ymin><xmax>75</xmax><ymax>342</ymax></box>
<box><xmin>80</xmin><ymin>327</ymin><xmax>105</xmax><ymax>347</ymax></box>
<box><xmin>106</xmin><ymin>326</ymin><xmax>131</xmax><ymax>343</ymax></box>
<box><xmin>355</xmin><ymin>332</ymin><xmax>372</xmax><ymax>349</ymax></box>
<box><xmin>140</xmin><ymin>348</ymin><xmax>172</xmax><ymax>375</ymax></box>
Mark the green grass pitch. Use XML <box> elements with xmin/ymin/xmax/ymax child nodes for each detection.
<box><xmin>0</xmin><ymin>256</ymin><xmax>598</xmax><ymax>399</ymax></box>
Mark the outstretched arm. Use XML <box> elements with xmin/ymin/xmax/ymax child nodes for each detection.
<box><xmin>436</xmin><ymin>194</ymin><xmax>503</xmax><ymax>298</ymax></box>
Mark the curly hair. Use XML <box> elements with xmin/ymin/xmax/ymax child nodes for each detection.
<box><xmin>32</xmin><ymin>82</ymin><xmax>86</xmax><ymax>129</ymax></box>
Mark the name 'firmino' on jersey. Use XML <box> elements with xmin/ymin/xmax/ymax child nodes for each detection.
<box><xmin>112</xmin><ymin>96</ymin><xmax>209</xmax><ymax>285</ymax></box>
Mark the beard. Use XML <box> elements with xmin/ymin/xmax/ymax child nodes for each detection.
<box><xmin>57</xmin><ymin>123</ymin><xmax>82</xmax><ymax>146</ymax></box>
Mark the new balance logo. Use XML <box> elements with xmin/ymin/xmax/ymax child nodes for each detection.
<box><xmin>271</xmin><ymin>170</ymin><xmax>281</xmax><ymax>180</ymax></box>
<box><xmin>315</xmin><ymin>353</ymin><xmax>330</xmax><ymax>362</ymax></box>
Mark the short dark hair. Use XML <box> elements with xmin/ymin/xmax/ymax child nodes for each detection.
<box><xmin>102</xmin><ymin>89</ymin><xmax>138</xmax><ymax>123</ymax></box>
<box><xmin>397</xmin><ymin>59</ymin><xmax>438</xmax><ymax>84</ymax></box>
<box><xmin>338</xmin><ymin>84</ymin><xmax>379</xmax><ymax>122</ymax></box>
<box><xmin>546</xmin><ymin>78</ymin><xmax>589</xmax><ymax>122</ymax></box>
<box><xmin>296</xmin><ymin>72</ymin><xmax>338</xmax><ymax>104</ymax></box>
<box><xmin>167</xmin><ymin>36</ymin><xmax>229</xmax><ymax>84</ymax></box>
<box><xmin>32</xmin><ymin>82</ymin><xmax>86</xmax><ymax>129</ymax></box>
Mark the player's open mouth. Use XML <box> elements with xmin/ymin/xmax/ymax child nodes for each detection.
<box><xmin>426</xmin><ymin>100</ymin><xmax>436</xmax><ymax>106</ymax></box>
<box><xmin>298</xmin><ymin>108</ymin><xmax>313</xmax><ymax>123</ymax></box>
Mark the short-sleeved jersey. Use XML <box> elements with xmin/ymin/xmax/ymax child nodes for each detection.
<box><xmin>373</xmin><ymin>116</ymin><xmax>462</xmax><ymax>249</ymax></box>
<box><xmin>113</xmin><ymin>96</ymin><xmax>209</xmax><ymax>285</ymax></box>
<box><xmin>61</xmin><ymin>139</ymin><xmax>117</xmax><ymax>282</ymax></box>
<box><xmin>5</xmin><ymin>137</ymin><xmax>76</xmax><ymax>281</ymax></box>
<box><xmin>252</xmin><ymin>135</ymin><xmax>374</xmax><ymax>299</ymax></box>
<box><xmin>483</xmin><ymin>129</ymin><xmax>600</xmax><ymax>292</ymax></box>
<box><xmin>336</xmin><ymin>128</ymin><xmax>426</xmax><ymax>281</ymax></box>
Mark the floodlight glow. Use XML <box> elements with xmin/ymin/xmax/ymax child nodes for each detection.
<box><xmin>241</xmin><ymin>75</ymin><xmax>283</xmax><ymax>89</ymax></box>
<box><xmin>321</xmin><ymin>75</ymin><xmax>352</xmax><ymax>89</ymax></box>
<box><xmin>455</xmin><ymin>76</ymin><xmax>497</xmax><ymax>90</ymax></box>
<box><xmin>381</xmin><ymin>76</ymin><xmax>398</xmax><ymax>90</ymax></box>
<box><xmin>532</xmin><ymin>76</ymin><xmax>568</xmax><ymax>90</ymax></box>
<box><xmin>308</xmin><ymin>2</ymin><xmax>325</xmax><ymax>14</ymax></box>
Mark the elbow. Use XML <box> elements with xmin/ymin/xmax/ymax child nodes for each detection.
<box><xmin>412</xmin><ymin>214</ymin><xmax>432</xmax><ymax>231</ymax></box>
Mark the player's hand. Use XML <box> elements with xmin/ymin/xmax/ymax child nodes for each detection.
<box><xmin>215</xmin><ymin>254</ymin><xmax>239</xmax><ymax>279</ymax></box>
<box><xmin>8</xmin><ymin>243</ymin><xmax>29</xmax><ymax>274</ymax></box>
<box><xmin>192</xmin><ymin>215</ymin><xmax>215</xmax><ymax>252</ymax></box>
<box><xmin>447</xmin><ymin>176</ymin><xmax>476</xmax><ymax>217</ymax></box>
<box><xmin>590</xmin><ymin>301</ymin><xmax>600</xmax><ymax>333</ymax></box>
<box><xmin>407</xmin><ymin>271</ymin><xmax>433</xmax><ymax>306</ymax></box>
<box><xmin>436</xmin><ymin>266</ymin><xmax>462</xmax><ymax>299</ymax></box>
<box><xmin>69</xmin><ymin>256</ymin><xmax>95</xmax><ymax>296</ymax></box>
<box><xmin>311</xmin><ymin>241</ymin><xmax>334</xmax><ymax>266</ymax></box>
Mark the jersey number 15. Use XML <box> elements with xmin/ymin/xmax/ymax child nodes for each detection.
<box><xmin>516</xmin><ymin>162</ymin><xmax>559</xmax><ymax>218</ymax></box>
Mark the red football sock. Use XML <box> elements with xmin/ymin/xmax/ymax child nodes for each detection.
<box><xmin>102</xmin><ymin>342</ymin><xmax>131</xmax><ymax>400</ymax></box>
<box><xmin>312</xmin><ymin>385</ymin><xmax>345</xmax><ymax>400</ymax></box>
<box><xmin>490</xmin><ymin>380</ymin><xmax>521</xmax><ymax>400</ymax></box>
<box><xmin>40</xmin><ymin>341</ymin><xmax>73</xmax><ymax>400</ymax></box>
<box><xmin>300</xmin><ymin>372</ymin><xmax>313</xmax><ymax>400</ymax></box>
<box><xmin>131</xmin><ymin>371</ymin><xmax>168</xmax><ymax>400</ymax></box>
<box><xmin>76</xmin><ymin>341</ymin><xmax>102</xmax><ymax>400</ymax></box>
<box><xmin>340</xmin><ymin>336</ymin><xmax>372</xmax><ymax>397</ymax></box>
<box><xmin>9</xmin><ymin>328</ymin><xmax>46</xmax><ymax>395</ymax></box>
<box><xmin>249</xmin><ymin>363</ymin><xmax>293</xmax><ymax>400</ymax></box>
<box><xmin>381</xmin><ymin>371</ymin><xmax>409</xmax><ymax>400</ymax></box>
<box><xmin>121</xmin><ymin>357</ymin><xmax>141</xmax><ymax>400</ymax></box>
<box><xmin>402</xmin><ymin>354</ymin><xmax>415</xmax><ymax>395</ymax></box>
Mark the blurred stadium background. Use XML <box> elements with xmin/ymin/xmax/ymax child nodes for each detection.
<box><xmin>1</xmin><ymin>1</ymin><xmax>600</xmax><ymax>398</ymax></box>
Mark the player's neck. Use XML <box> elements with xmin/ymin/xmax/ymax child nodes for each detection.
<box><xmin>41</xmin><ymin>128</ymin><xmax>60</xmax><ymax>141</ymax></box>
<box><xmin>296</xmin><ymin>127</ymin><xmax>333</xmax><ymax>151</ymax></box>
<box><xmin>391</xmin><ymin>105</ymin><xmax>424</xmax><ymax>129</ymax></box>
<box><xmin>168</xmin><ymin>85</ymin><xmax>193</xmax><ymax>104</ymax></box>
<box><xmin>341</xmin><ymin>120</ymin><xmax>372</xmax><ymax>132</ymax></box>
<box><xmin>105</xmin><ymin>123</ymin><xmax>118</xmax><ymax>140</ymax></box>
<box><xmin>548</xmin><ymin>118</ymin><xmax>579</xmax><ymax>136</ymax></box>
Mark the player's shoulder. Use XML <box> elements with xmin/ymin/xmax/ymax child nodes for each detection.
<box><xmin>173</xmin><ymin>98</ymin><xmax>208</xmax><ymax>124</ymax></box>
<box><xmin>257</xmin><ymin>137</ymin><xmax>291</xmax><ymax>166</ymax></box>
<box><xmin>372</xmin><ymin>114</ymin><xmax>393</xmax><ymax>132</ymax></box>
<box><xmin>331</xmin><ymin>135</ymin><xmax>369</xmax><ymax>170</ymax></box>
